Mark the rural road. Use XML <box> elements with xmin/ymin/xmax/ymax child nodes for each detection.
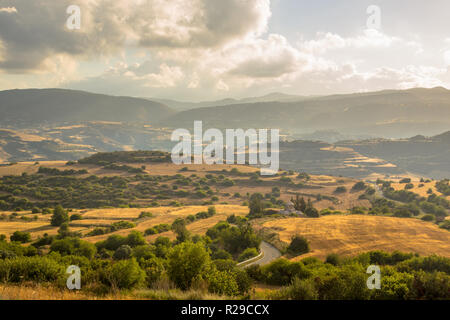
<box><xmin>241</xmin><ymin>241</ymin><xmax>282</xmax><ymax>268</ymax></box>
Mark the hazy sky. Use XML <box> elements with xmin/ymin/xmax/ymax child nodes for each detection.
<box><xmin>1</xmin><ymin>0</ymin><xmax>450</xmax><ymax>101</ymax></box>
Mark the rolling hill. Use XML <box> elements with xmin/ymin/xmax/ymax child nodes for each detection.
<box><xmin>160</xmin><ymin>87</ymin><xmax>450</xmax><ymax>138</ymax></box>
<box><xmin>0</xmin><ymin>89</ymin><xmax>174</xmax><ymax>125</ymax></box>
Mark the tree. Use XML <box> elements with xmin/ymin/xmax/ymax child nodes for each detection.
<box><xmin>304</xmin><ymin>200</ymin><xmax>319</xmax><ymax>218</ymax></box>
<box><xmin>351</xmin><ymin>181</ymin><xmax>367</xmax><ymax>191</ymax></box>
<box><xmin>287</xmin><ymin>235</ymin><xmax>310</xmax><ymax>256</ymax></box>
<box><xmin>51</xmin><ymin>205</ymin><xmax>69</xmax><ymax>226</ymax></box>
<box><xmin>172</xmin><ymin>218</ymin><xmax>191</xmax><ymax>243</ymax></box>
<box><xmin>103</xmin><ymin>258</ymin><xmax>145</xmax><ymax>290</ymax></box>
<box><xmin>167</xmin><ymin>242</ymin><xmax>211</xmax><ymax>290</ymax></box>
<box><xmin>10</xmin><ymin>231</ymin><xmax>31</xmax><ymax>243</ymax></box>
<box><xmin>113</xmin><ymin>245</ymin><xmax>133</xmax><ymax>260</ymax></box>
<box><xmin>249</xmin><ymin>193</ymin><xmax>264</xmax><ymax>215</ymax></box>
<box><xmin>291</xmin><ymin>194</ymin><xmax>306</xmax><ymax>212</ymax></box>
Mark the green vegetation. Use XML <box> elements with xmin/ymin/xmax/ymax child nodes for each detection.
<box><xmin>247</xmin><ymin>251</ymin><xmax>450</xmax><ymax>300</ymax></box>
<box><xmin>287</xmin><ymin>235</ymin><xmax>310</xmax><ymax>256</ymax></box>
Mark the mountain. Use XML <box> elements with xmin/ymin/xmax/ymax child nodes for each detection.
<box><xmin>0</xmin><ymin>89</ymin><xmax>174</xmax><ymax>126</ymax></box>
<box><xmin>149</xmin><ymin>92</ymin><xmax>308</xmax><ymax>111</ymax></box>
<box><xmin>161</xmin><ymin>87</ymin><xmax>450</xmax><ymax>138</ymax></box>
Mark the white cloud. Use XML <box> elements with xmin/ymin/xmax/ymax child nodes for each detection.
<box><xmin>0</xmin><ymin>6</ymin><xmax>16</xmax><ymax>13</ymax></box>
<box><xmin>1</xmin><ymin>0</ymin><xmax>449</xmax><ymax>99</ymax></box>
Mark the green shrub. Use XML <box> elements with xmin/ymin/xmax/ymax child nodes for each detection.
<box><xmin>51</xmin><ymin>205</ymin><xmax>69</xmax><ymax>226</ymax></box>
<box><xmin>207</xmin><ymin>269</ymin><xmax>239</xmax><ymax>296</ymax></box>
<box><xmin>421</xmin><ymin>214</ymin><xmax>435</xmax><ymax>221</ymax></box>
<box><xmin>334</xmin><ymin>186</ymin><xmax>347</xmax><ymax>194</ymax></box>
<box><xmin>325</xmin><ymin>253</ymin><xmax>342</xmax><ymax>266</ymax></box>
<box><xmin>50</xmin><ymin>238</ymin><xmax>97</xmax><ymax>259</ymax></box>
<box><xmin>238</xmin><ymin>247</ymin><xmax>259</xmax><ymax>262</ymax></box>
<box><xmin>10</xmin><ymin>231</ymin><xmax>31</xmax><ymax>243</ymax></box>
<box><xmin>102</xmin><ymin>258</ymin><xmax>145</xmax><ymax>290</ymax></box>
<box><xmin>351</xmin><ymin>182</ymin><xmax>366</xmax><ymax>191</ymax></box>
<box><xmin>261</xmin><ymin>259</ymin><xmax>310</xmax><ymax>286</ymax></box>
<box><xmin>281</xmin><ymin>277</ymin><xmax>319</xmax><ymax>300</ymax></box>
<box><xmin>0</xmin><ymin>256</ymin><xmax>65</xmax><ymax>283</ymax></box>
<box><xmin>69</xmin><ymin>214</ymin><xmax>83</xmax><ymax>221</ymax></box>
<box><xmin>113</xmin><ymin>245</ymin><xmax>133</xmax><ymax>260</ymax></box>
<box><xmin>287</xmin><ymin>235</ymin><xmax>310</xmax><ymax>256</ymax></box>
<box><xmin>167</xmin><ymin>242</ymin><xmax>211</xmax><ymax>290</ymax></box>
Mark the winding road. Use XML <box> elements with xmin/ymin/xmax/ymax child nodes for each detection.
<box><xmin>239</xmin><ymin>241</ymin><xmax>282</xmax><ymax>268</ymax></box>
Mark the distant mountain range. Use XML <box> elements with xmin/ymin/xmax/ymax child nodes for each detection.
<box><xmin>1</xmin><ymin>87</ymin><xmax>449</xmax><ymax>139</ymax></box>
<box><xmin>160</xmin><ymin>87</ymin><xmax>450</xmax><ymax>139</ymax></box>
<box><xmin>149</xmin><ymin>92</ymin><xmax>312</xmax><ymax>111</ymax></box>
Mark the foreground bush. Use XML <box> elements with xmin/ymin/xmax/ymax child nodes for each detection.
<box><xmin>101</xmin><ymin>258</ymin><xmax>145</xmax><ymax>290</ymax></box>
<box><xmin>0</xmin><ymin>257</ymin><xmax>65</xmax><ymax>283</ymax></box>
<box><xmin>167</xmin><ymin>242</ymin><xmax>211</xmax><ymax>290</ymax></box>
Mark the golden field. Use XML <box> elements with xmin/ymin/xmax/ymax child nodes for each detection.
<box><xmin>391</xmin><ymin>181</ymin><xmax>450</xmax><ymax>200</ymax></box>
<box><xmin>0</xmin><ymin>205</ymin><xmax>249</xmax><ymax>242</ymax></box>
<box><xmin>260</xmin><ymin>215</ymin><xmax>450</xmax><ymax>260</ymax></box>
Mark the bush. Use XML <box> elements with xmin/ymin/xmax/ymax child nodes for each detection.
<box><xmin>325</xmin><ymin>253</ymin><xmax>341</xmax><ymax>266</ymax></box>
<box><xmin>351</xmin><ymin>182</ymin><xmax>366</xmax><ymax>191</ymax></box>
<box><xmin>287</xmin><ymin>236</ymin><xmax>310</xmax><ymax>256</ymax></box>
<box><xmin>51</xmin><ymin>205</ymin><xmax>69</xmax><ymax>226</ymax></box>
<box><xmin>261</xmin><ymin>259</ymin><xmax>310</xmax><ymax>286</ymax></box>
<box><xmin>238</xmin><ymin>247</ymin><xmax>259</xmax><ymax>262</ymax></box>
<box><xmin>138</xmin><ymin>212</ymin><xmax>153</xmax><ymax>219</ymax></box>
<box><xmin>70</xmin><ymin>214</ymin><xmax>83</xmax><ymax>221</ymax></box>
<box><xmin>113</xmin><ymin>245</ymin><xmax>133</xmax><ymax>260</ymax></box>
<box><xmin>50</xmin><ymin>238</ymin><xmax>97</xmax><ymax>259</ymax></box>
<box><xmin>10</xmin><ymin>231</ymin><xmax>31</xmax><ymax>243</ymax></box>
<box><xmin>334</xmin><ymin>186</ymin><xmax>347</xmax><ymax>194</ymax></box>
<box><xmin>207</xmin><ymin>270</ymin><xmax>239</xmax><ymax>296</ymax></box>
<box><xmin>0</xmin><ymin>256</ymin><xmax>65</xmax><ymax>283</ymax></box>
<box><xmin>281</xmin><ymin>277</ymin><xmax>319</xmax><ymax>300</ymax></box>
<box><xmin>102</xmin><ymin>258</ymin><xmax>145</xmax><ymax>290</ymax></box>
<box><xmin>125</xmin><ymin>231</ymin><xmax>146</xmax><ymax>247</ymax></box>
<box><xmin>140</xmin><ymin>257</ymin><xmax>165</xmax><ymax>287</ymax></box>
<box><xmin>167</xmin><ymin>242</ymin><xmax>211</xmax><ymax>290</ymax></box>
<box><xmin>421</xmin><ymin>214</ymin><xmax>435</xmax><ymax>221</ymax></box>
<box><xmin>212</xmin><ymin>250</ymin><xmax>232</xmax><ymax>260</ymax></box>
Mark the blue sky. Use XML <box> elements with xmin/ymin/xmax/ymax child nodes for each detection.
<box><xmin>1</xmin><ymin>0</ymin><xmax>450</xmax><ymax>101</ymax></box>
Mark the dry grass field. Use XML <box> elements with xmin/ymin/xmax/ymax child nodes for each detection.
<box><xmin>0</xmin><ymin>205</ymin><xmax>249</xmax><ymax>242</ymax></box>
<box><xmin>81</xmin><ymin>205</ymin><xmax>249</xmax><ymax>243</ymax></box>
<box><xmin>0</xmin><ymin>160</ymin><xmax>371</xmax><ymax>211</ymax></box>
<box><xmin>391</xmin><ymin>181</ymin><xmax>450</xmax><ymax>200</ymax></box>
<box><xmin>260</xmin><ymin>215</ymin><xmax>450</xmax><ymax>260</ymax></box>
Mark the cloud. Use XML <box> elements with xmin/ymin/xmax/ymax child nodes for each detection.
<box><xmin>131</xmin><ymin>0</ymin><xmax>271</xmax><ymax>48</ymax></box>
<box><xmin>0</xmin><ymin>0</ymin><xmax>271</xmax><ymax>73</ymax></box>
<box><xmin>0</xmin><ymin>6</ymin><xmax>16</xmax><ymax>13</ymax></box>
<box><xmin>1</xmin><ymin>0</ymin><xmax>449</xmax><ymax>99</ymax></box>
<box><xmin>227</xmin><ymin>34</ymin><xmax>303</xmax><ymax>78</ymax></box>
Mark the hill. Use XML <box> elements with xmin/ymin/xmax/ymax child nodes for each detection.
<box><xmin>339</xmin><ymin>131</ymin><xmax>450</xmax><ymax>178</ymax></box>
<box><xmin>161</xmin><ymin>87</ymin><xmax>450</xmax><ymax>138</ymax></box>
<box><xmin>149</xmin><ymin>92</ymin><xmax>308</xmax><ymax>111</ymax></box>
<box><xmin>0</xmin><ymin>89</ymin><xmax>174</xmax><ymax>125</ymax></box>
<box><xmin>257</xmin><ymin>215</ymin><xmax>450</xmax><ymax>260</ymax></box>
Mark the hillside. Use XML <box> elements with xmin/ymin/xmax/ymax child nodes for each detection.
<box><xmin>257</xmin><ymin>215</ymin><xmax>450</xmax><ymax>260</ymax></box>
<box><xmin>339</xmin><ymin>131</ymin><xmax>450</xmax><ymax>178</ymax></box>
<box><xmin>161</xmin><ymin>87</ymin><xmax>450</xmax><ymax>138</ymax></box>
<box><xmin>0</xmin><ymin>89</ymin><xmax>174</xmax><ymax>125</ymax></box>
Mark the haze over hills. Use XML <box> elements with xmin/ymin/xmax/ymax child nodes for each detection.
<box><xmin>0</xmin><ymin>89</ymin><xmax>174</xmax><ymax>126</ymax></box>
<box><xmin>149</xmin><ymin>92</ymin><xmax>310</xmax><ymax>111</ymax></box>
<box><xmin>161</xmin><ymin>87</ymin><xmax>450</xmax><ymax>139</ymax></box>
<box><xmin>0</xmin><ymin>87</ymin><xmax>449</xmax><ymax>178</ymax></box>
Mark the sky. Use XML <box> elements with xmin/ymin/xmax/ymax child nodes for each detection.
<box><xmin>1</xmin><ymin>0</ymin><xmax>450</xmax><ymax>101</ymax></box>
